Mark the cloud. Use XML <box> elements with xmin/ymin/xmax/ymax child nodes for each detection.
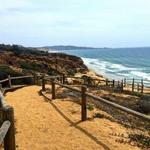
<box><xmin>0</xmin><ymin>0</ymin><xmax>150</xmax><ymax>47</ymax></box>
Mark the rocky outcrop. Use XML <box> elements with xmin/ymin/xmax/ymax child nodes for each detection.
<box><xmin>0</xmin><ymin>44</ymin><xmax>88</xmax><ymax>79</ymax></box>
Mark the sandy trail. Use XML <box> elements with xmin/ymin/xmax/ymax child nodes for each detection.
<box><xmin>5</xmin><ymin>86</ymin><xmax>141</xmax><ymax>150</ymax></box>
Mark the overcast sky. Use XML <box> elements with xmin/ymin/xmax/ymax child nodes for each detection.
<box><xmin>0</xmin><ymin>0</ymin><xmax>150</xmax><ymax>47</ymax></box>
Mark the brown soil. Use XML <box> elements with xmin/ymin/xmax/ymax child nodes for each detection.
<box><xmin>5</xmin><ymin>86</ymin><xmax>143</xmax><ymax>150</ymax></box>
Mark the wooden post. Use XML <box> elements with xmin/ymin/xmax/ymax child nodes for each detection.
<box><xmin>42</xmin><ymin>74</ymin><xmax>46</xmax><ymax>91</ymax></box>
<box><xmin>55</xmin><ymin>58</ymin><xmax>58</xmax><ymax>71</ymax></box>
<box><xmin>121</xmin><ymin>80</ymin><xmax>124</xmax><ymax>92</ymax></box>
<box><xmin>141</xmin><ymin>79</ymin><xmax>144</xmax><ymax>93</ymax></box>
<box><xmin>0</xmin><ymin>90</ymin><xmax>3</xmax><ymax>108</ymax></box>
<box><xmin>36</xmin><ymin>76</ymin><xmax>39</xmax><ymax>85</ymax></box>
<box><xmin>8</xmin><ymin>75</ymin><xmax>11</xmax><ymax>88</ymax></box>
<box><xmin>51</xmin><ymin>79</ymin><xmax>56</xmax><ymax>99</ymax></box>
<box><xmin>106</xmin><ymin>79</ymin><xmax>108</xmax><ymax>86</ymax></box>
<box><xmin>62</xmin><ymin>74</ymin><xmax>65</xmax><ymax>84</ymax></box>
<box><xmin>2</xmin><ymin>106</ymin><xmax>16</xmax><ymax>150</ymax></box>
<box><xmin>0</xmin><ymin>121</ymin><xmax>11</xmax><ymax>145</ymax></box>
<box><xmin>112</xmin><ymin>80</ymin><xmax>115</xmax><ymax>87</ymax></box>
<box><xmin>0</xmin><ymin>84</ymin><xmax>2</xmax><ymax>92</ymax></box>
<box><xmin>124</xmin><ymin>78</ymin><xmax>126</xmax><ymax>87</ymax></box>
<box><xmin>137</xmin><ymin>83</ymin><xmax>139</xmax><ymax>92</ymax></box>
<box><xmin>132</xmin><ymin>78</ymin><xmax>135</xmax><ymax>92</ymax></box>
<box><xmin>81</xmin><ymin>86</ymin><xmax>87</xmax><ymax>121</ymax></box>
<box><xmin>117</xmin><ymin>81</ymin><xmax>120</xmax><ymax>87</ymax></box>
<box><xmin>83</xmin><ymin>78</ymin><xmax>86</xmax><ymax>85</ymax></box>
<box><xmin>33</xmin><ymin>73</ymin><xmax>37</xmax><ymax>85</ymax></box>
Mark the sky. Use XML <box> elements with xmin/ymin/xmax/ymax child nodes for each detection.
<box><xmin>0</xmin><ymin>0</ymin><xmax>150</xmax><ymax>48</ymax></box>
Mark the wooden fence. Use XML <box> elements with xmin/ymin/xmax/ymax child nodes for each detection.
<box><xmin>0</xmin><ymin>73</ymin><xmax>149</xmax><ymax>149</ymax></box>
<box><xmin>64</xmin><ymin>76</ymin><xmax>150</xmax><ymax>94</ymax></box>
<box><xmin>0</xmin><ymin>74</ymin><xmax>35</xmax><ymax>150</ymax></box>
<box><xmin>0</xmin><ymin>73</ymin><xmax>66</xmax><ymax>149</ymax></box>
<box><xmin>123</xmin><ymin>78</ymin><xmax>150</xmax><ymax>93</ymax></box>
<box><xmin>42</xmin><ymin>76</ymin><xmax>150</xmax><ymax>122</ymax></box>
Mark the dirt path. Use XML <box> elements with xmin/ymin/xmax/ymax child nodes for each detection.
<box><xmin>5</xmin><ymin>86</ymin><xmax>141</xmax><ymax>150</ymax></box>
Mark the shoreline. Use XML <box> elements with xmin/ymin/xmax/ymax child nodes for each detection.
<box><xmin>48</xmin><ymin>50</ymin><xmax>150</xmax><ymax>82</ymax></box>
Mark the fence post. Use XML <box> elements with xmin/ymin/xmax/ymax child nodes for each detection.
<box><xmin>117</xmin><ymin>81</ymin><xmax>120</xmax><ymax>87</ymax></box>
<box><xmin>137</xmin><ymin>83</ymin><xmax>139</xmax><ymax>92</ymax></box>
<box><xmin>112</xmin><ymin>80</ymin><xmax>115</xmax><ymax>87</ymax></box>
<box><xmin>0</xmin><ymin>84</ymin><xmax>2</xmax><ymax>91</ymax></box>
<box><xmin>106</xmin><ymin>79</ymin><xmax>108</xmax><ymax>86</ymax></box>
<box><xmin>62</xmin><ymin>74</ymin><xmax>65</xmax><ymax>84</ymax></box>
<box><xmin>33</xmin><ymin>73</ymin><xmax>37</xmax><ymax>85</ymax></box>
<box><xmin>141</xmin><ymin>79</ymin><xmax>144</xmax><ymax>93</ymax></box>
<box><xmin>121</xmin><ymin>80</ymin><xmax>124</xmax><ymax>92</ymax></box>
<box><xmin>51</xmin><ymin>79</ymin><xmax>56</xmax><ymax>99</ymax></box>
<box><xmin>8</xmin><ymin>75</ymin><xmax>11</xmax><ymax>88</ymax></box>
<box><xmin>36</xmin><ymin>75</ymin><xmax>39</xmax><ymax>85</ymax></box>
<box><xmin>81</xmin><ymin>86</ymin><xmax>87</xmax><ymax>121</ymax></box>
<box><xmin>3</xmin><ymin>106</ymin><xmax>16</xmax><ymax>150</ymax></box>
<box><xmin>42</xmin><ymin>74</ymin><xmax>46</xmax><ymax>91</ymax></box>
<box><xmin>132</xmin><ymin>78</ymin><xmax>135</xmax><ymax>92</ymax></box>
<box><xmin>124</xmin><ymin>78</ymin><xmax>126</xmax><ymax>87</ymax></box>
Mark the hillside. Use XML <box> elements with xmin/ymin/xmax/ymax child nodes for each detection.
<box><xmin>39</xmin><ymin>45</ymin><xmax>103</xmax><ymax>50</ymax></box>
<box><xmin>38</xmin><ymin>45</ymin><xmax>150</xmax><ymax>51</ymax></box>
<box><xmin>0</xmin><ymin>44</ymin><xmax>88</xmax><ymax>80</ymax></box>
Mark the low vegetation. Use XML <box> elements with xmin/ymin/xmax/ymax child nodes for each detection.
<box><xmin>0</xmin><ymin>44</ymin><xmax>88</xmax><ymax>81</ymax></box>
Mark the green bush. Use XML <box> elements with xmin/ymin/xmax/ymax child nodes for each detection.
<box><xmin>0</xmin><ymin>65</ymin><xmax>22</xmax><ymax>79</ymax></box>
<box><xmin>0</xmin><ymin>65</ymin><xmax>32</xmax><ymax>86</ymax></box>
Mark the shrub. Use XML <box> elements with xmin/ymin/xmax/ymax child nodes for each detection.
<box><xmin>0</xmin><ymin>65</ymin><xmax>32</xmax><ymax>86</ymax></box>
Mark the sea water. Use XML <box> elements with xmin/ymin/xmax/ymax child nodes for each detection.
<box><xmin>50</xmin><ymin>48</ymin><xmax>150</xmax><ymax>84</ymax></box>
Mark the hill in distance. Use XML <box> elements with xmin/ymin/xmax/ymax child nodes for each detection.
<box><xmin>39</xmin><ymin>45</ymin><xmax>110</xmax><ymax>50</ymax></box>
<box><xmin>38</xmin><ymin>45</ymin><xmax>150</xmax><ymax>51</ymax></box>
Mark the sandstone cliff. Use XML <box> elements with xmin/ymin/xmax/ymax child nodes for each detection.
<box><xmin>0</xmin><ymin>44</ymin><xmax>88</xmax><ymax>79</ymax></box>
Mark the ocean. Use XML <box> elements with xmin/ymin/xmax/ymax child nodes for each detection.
<box><xmin>50</xmin><ymin>48</ymin><xmax>150</xmax><ymax>84</ymax></box>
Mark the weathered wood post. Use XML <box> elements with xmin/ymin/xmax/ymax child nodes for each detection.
<box><xmin>124</xmin><ymin>78</ymin><xmax>126</xmax><ymax>87</ymax></box>
<box><xmin>83</xmin><ymin>77</ymin><xmax>86</xmax><ymax>85</ymax></box>
<box><xmin>137</xmin><ymin>83</ymin><xmax>140</xmax><ymax>92</ymax></box>
<box><xmin>112</xmin><ymin>80</ymin><xmax>115</xmax><ymax>87</ymax></box>
<box><xmin>141</xmin><ymin>79</ymin><xmax>144</xmax><ymax>93</ymax></box>
<box><xmin>81</xmin><ymin>86</ymin><xmax>87</xmax><ymax>121</ymax></box>
<box><xmin>0</xmin><ymin>84</ymin><xmax>2</xmax><ymax>92</ymax></box>
<box><xmin>0</xmin><ymin>90</ymin><xmax>3</xmax><ymax>108</ymax></box>
<box><xmin>33</xmin><ymin>73</ymin><xmax>37</xmax><ymax>85</ymax></box>
<box><xmin>106</xmin><ymin>79</ymin><xmax>108</xmax><ymax>86</ymax></box>
<box><xmin>8</xmin><ymin>75</ymin><xmax>11</xmax><ymax>88</ymax></box>
<box><xmin>51</xmin><ymin>79</ymin><xmax>56</xmax><ymax>99</ymax></box>
<box><xmin>62</xmin><ymin>74</ymin><xmax>65</xmax><ymax>84</ymax></box>
<box><xmin>2</xmin><ymin>106</ymin><xmax>16</xmax><ymax>150</ymax></box>
<box><xmin>36</xmin><ymin>75</ymin><xmax>39</xmax><ymax>85</ymax></box>
<box><xmin>121</xmin><ymin>80</ymin><xmax>124</xmax><ymax>92</ymax></box>
<box><xmin>42</xmin><ymin>74</ymin><xmax>46</xmax><ymax>91</ymax></box>
<box><xmin>132</xmin><ymin>78</ymin><xmax>135</xmax><ymax>92</ymax></box>
<box><xmin>117</xmin><ymin>81</ymin><xmax>120</xmax><ymax>87</ymax></box>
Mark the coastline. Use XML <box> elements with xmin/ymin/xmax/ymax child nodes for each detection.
<box><xmin>75</xmin><ymin>69</ymin><xmax>105</xmax><ymax>80</ymax></box>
